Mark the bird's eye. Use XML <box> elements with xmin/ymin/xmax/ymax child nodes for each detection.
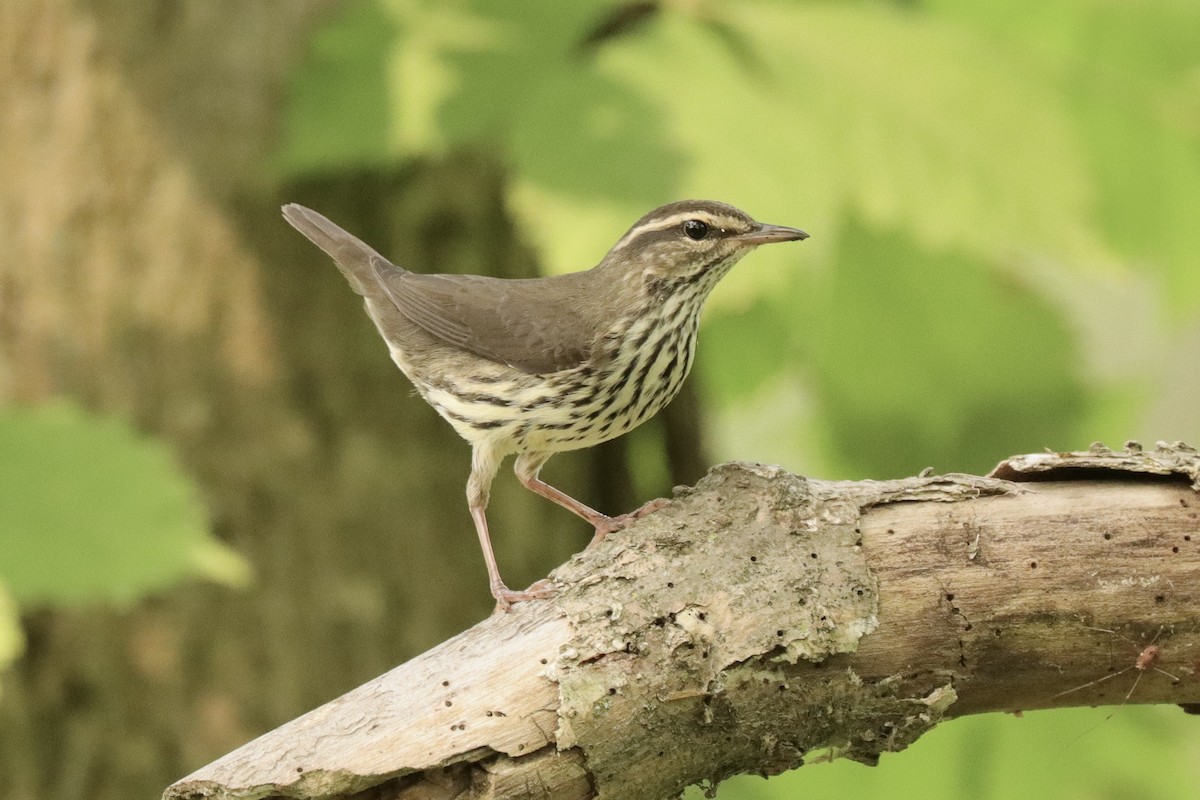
<box><xmin>682</xmin><ymin>219</ymin><xmax>709</xmax><ymax>241</ymax></box>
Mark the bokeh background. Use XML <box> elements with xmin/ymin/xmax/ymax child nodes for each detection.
<box><xmin>2</xmin><ymin>1</ymin><xmax>1199</xmax><ymax>798</ymax></box>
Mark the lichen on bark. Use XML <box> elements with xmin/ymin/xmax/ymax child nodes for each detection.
<box><xmin>549</xmin><ymin>464</ymin><xmax>876</xmax><ymax>795</ymax></box>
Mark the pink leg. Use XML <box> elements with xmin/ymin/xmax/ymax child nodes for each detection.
<box><xmin>469</xmin><ymin>503</ymin><xmax>555</xmax><ymax>612</ymax></box>
<box><xmin>468</xmin><ymin>446</ymin><xmax>555</xmax><ymax>612</ymax></box>
<box><xmin>514</xmin><ymin>453</ymin><xmax>669</xmax><ymax>544</ymax></box>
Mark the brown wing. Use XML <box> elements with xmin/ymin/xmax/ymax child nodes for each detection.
<box><xmin>373</xmin><ymin>266</ymin><xmax>603</xmax><ymax>375</ymax></box>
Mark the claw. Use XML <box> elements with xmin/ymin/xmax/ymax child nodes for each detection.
<box><xmin>588</xmin><ymin>497</ymin><xmax>671</xmax><ymax>545</ymax></box>
<box><xmin>491</xmin><ymin>579</ymin><xmax>557</xmax><ymax>613</ymax></box>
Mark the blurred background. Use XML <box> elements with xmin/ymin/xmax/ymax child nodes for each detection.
<box><xmin>1</xmin><ymin>1</ymin><xmax>1198</xmax><ymax>798</ymax></box>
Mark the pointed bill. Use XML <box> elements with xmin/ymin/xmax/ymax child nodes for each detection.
<box><xmin>736</xmin><ymin>223</ymin><xmax>809</xmax><ymax>245</ymax></box>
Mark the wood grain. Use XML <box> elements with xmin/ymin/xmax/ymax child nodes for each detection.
<box><xmin>165</xmin><ymin>446</ymin><xmax>1200</xmax><ymax>800</ymax></box>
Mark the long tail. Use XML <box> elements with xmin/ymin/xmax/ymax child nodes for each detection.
<box><xmin>281</xmin><ymin>204</ymin><xmax>404</xmax><ymax>296</ymax></box>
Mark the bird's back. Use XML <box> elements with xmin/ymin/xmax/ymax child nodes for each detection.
<box><xmin>283</xmin><ymin>204</ymin><xmax>617</xmax><ymax>374</ymax></box>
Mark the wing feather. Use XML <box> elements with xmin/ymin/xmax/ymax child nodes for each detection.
<box><xmin>374</xmin><ymin>269</ymin><xmax>600</xmax><ymax>375</ymax></box>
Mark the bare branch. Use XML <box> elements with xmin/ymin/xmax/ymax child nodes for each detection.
<box><xmin>164</xmin><ymin>444</ymin><xmax>1200</xmax><ymax>800</ymax></box>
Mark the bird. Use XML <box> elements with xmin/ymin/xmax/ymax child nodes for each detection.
<box><xmin>282</xmin><ymin>199</ymin><xmax>808</xmax><ymax>609</ymax></box>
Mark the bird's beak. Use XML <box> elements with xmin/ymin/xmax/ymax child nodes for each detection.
<box><xmin>737</xmin><ymin>223</ymin><xmax>810</xmax><ymax>245</ymax></box>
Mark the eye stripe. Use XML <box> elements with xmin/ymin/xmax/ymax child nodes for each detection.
<box><xmin>609</xmin><ymin>210</ymin><xmax>750</xmax><ymax>253</ymax></box>
<box><xmin>610</xmin><ymin>214</ymin><xmax>702</xmax><ymax>251</ymax></box>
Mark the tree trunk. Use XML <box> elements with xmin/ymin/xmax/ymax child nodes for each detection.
<box><xmin>0</xmin><ymin>5</ymin><xmax>696</xmax><ymax>799</ymax></box>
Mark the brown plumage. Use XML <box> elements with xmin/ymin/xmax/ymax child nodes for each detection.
<box><xmin>283</xmin><ymin>199</ymin><xmax>807</xmax><ymax>609</ymax></box>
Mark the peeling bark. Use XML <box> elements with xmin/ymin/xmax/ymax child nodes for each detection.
<box><xmin>164</xmin><ymin>444</ymin><xmax>1200</xmax><ymax>800</ymax></box>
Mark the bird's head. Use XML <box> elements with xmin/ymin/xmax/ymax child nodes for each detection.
<box><xmin>601</xmin><ymin>199</ymin><xmax>808</xmax><ymax>289</ymax></box>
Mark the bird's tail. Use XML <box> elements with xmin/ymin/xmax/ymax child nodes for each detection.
<box><xmin>281</xmin><ymin>204</ymin><xmax>405</xmax><ymax>296</ymax></box>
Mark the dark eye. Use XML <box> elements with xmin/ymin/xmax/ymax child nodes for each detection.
<box><xmin>682</xmin><ymin>219</ymin><xmax>709</xmax><ymax>240</ymax></box>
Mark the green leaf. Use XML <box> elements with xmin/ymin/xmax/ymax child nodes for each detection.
<box><xmin>926</xmin><ymin>0</ymin><xmax>1200</xmax><ymax>316</ymax></box>
<box><xmin>274</xmin><ymin>0</ymin><xmax>399</xmax><ymax>177</ymax></box>
<box><xmin>817</xmin><ymin>220</ymin><xmax>1088</xmax><ymax>477</ymax></box>
<box><xmin>435</xmin><ymin>0</ymin><xmax>681</xmax><ymax>203</ymax></box>
<box><xmin>707</xmin><ymin>218</ymin><xmax>1089</xmax><ymax>479</ymax></box>
<box><xmin>0</xmin><ymin>402</ymin><xmax>251</xmax><ymax>606</ymax></box>
<box><xmin>483</xmin><ymin>1</ymin><xmax>1110</xmax><ymax>283</ymax></box>
<box><xmin>409</xmin><ymin>0</ymin><xmax>684</xmax><ymax>273</ymax></box>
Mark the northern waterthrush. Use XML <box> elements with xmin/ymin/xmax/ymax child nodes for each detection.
<box><xmin>282</xmin><ymin>200</ymin><xmax>808</xmax><ymax>609</ymax></box>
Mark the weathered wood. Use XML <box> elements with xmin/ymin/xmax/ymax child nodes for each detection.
<box><xmin>165</xmin><ymin>444</ymin><xmax>1200</xmax><ymax>800</ymax></box>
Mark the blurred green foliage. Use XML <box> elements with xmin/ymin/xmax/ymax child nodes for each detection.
<box><xmin>685</xmin><ymin>706</ymin><xmax>1200</xmax><ymax>800</ymax></box>
<box><xmin>276</xmin><ymin>0</ymin><xmax>1200</xmax><ymax>796</ymax></box>
<box><xmin>0</xmin><ymin>402</ymin><xmax>249</xmax><ymax>609</ymax></box>
<box><xmin>706</xmin><ymin>218</ymin><xmax>1088</xmax><ymax>477</ymax></box>
<box><xmin>0</xmin><ymin>584</ymin><xmax>20</xmax><ymax>697</ymax></box>
<box><xmin>279</xmin><ymin>0</ymin><xmax>1200</xmax><ymax>480</ymax></box>
<box><xmin>0</xmin><ymin>401</ymin><xmax>249</xmax><ymax>697</ymax></box>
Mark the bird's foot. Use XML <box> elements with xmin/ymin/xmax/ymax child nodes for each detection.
<box><xmin>491</xmin><ymin>578</ymin><xmax>557</xmax><ymax>614</ymax></box>
<box><xmin>589</xmin><ymin>497</ymin><xmax>671</xmax><ymax>545</ymax></box>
